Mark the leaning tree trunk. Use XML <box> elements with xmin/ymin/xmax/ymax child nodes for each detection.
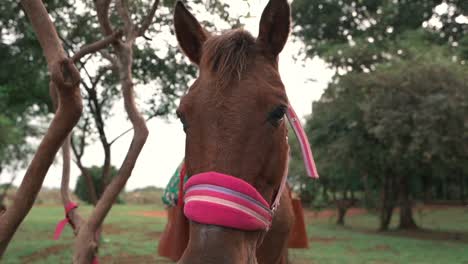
<box><xmin>0</xmin><ymin>0</ymin><xmax>82</xmax><ymax>255</ymax></box>
<box><xmin>398</xmin><ymin>176</ymin><xmax>418</xmax><ymax>229</ymax></box>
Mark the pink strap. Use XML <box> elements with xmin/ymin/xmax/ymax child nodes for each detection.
<box><xmin>53</xmin><ymin>202</ymin><xmax>78</xmax><ymax>240</ymax></box>
<box><xmin>184</xmin><ymin>172</ymin><xmax>273</xmax><ymax>230</ymax></box>
<box><xmin>92</xmin><ymin>257</ymin><xmax>99</xmax><ymax>264</ymax></box>
<box><xmin>271</xmin><ymin>149</ymin><xmax>290</xmax><ymax>213</ymax></box>
<box><xmin>286</xmin><ymin>106</ymin><xmax>319</xmax><ymax>179</ymax></box>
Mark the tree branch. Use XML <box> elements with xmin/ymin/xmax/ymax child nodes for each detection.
<box><xmin>116</xmin><ymin>0</ymin><xmax>135</xmax><ymax>39</ymax></box>
<box><xmin>72</xmin><ymin>30</ymin><xmax>123</xmax><ymax>63</ymax></box>
<box><xmin>60</xmin><ymin>134</ymin><xmax>84</xmax><ymax>229</ymax></box>
<box><xmin>109</xmin><ymin>114</ymin><xmax>157</xmax><ymax>146</ymax></box>
<box><xmin>0</xmin><ymin>0</ymin><xmax>82</xmax><ymax>255</ymax></box>
<box><xmin>137</xmin><ymin>0</ymin><xmax>160</xmax><ymax>37</ymax></box>
<box><xmin>94</xmin><ymin>0</ymin><xmax>114</xmax><ymax>36</ymax></box>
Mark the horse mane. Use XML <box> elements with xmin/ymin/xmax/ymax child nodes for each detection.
<box><xmin>202</xmin><ymin>29</ymin><xmax>256</xmax><ymax>86</ymax></box>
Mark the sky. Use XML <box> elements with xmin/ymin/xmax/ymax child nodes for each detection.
<box><xmin>2</xmin><ymin>0</ymin><xmax>335</xmax><ymax>191</ymax></box>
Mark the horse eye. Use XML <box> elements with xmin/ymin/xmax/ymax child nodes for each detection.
<box><xmin>268</xmin><ymin>105</ymin><xmax>287</xmax><ymax>127</ymax></box>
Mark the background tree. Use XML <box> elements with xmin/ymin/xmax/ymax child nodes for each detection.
<box><xmin>290</xmin><ymin>0</ymin><xmax>467</xmax><ymax>230</ymax></box>
<box><xmin>294</xmin><ymin>42</ymin><xmax>468</xmax><ymax>230</ymax></box>
<box><xmin>74</xmin><ymin>165</ymin><xmax>120</xmax><ymax>204</ymax></box>
<box><xmin>292</xmin><ymin>0</ymin><xmax>467</xmax><ymax>71</ymax></box>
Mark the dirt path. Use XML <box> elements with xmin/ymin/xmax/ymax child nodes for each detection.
<box><xmin>129</xmin><ymin>210</ymin><xmax>167</xmax><ymax>218</ymax></box>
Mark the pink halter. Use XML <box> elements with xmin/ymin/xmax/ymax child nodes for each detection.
<box><xmin>183</xmin><ymin>104</ymin><xmax>318</xmax><ymax>231</ymax></box>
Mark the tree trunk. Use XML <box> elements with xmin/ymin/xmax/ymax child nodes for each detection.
<box><xmin>336</xmin><ymin>206</ymin><xmax>347</xmax><ymax>225</ymax></box>
<box><xmin>322</xmin><ymin>185</ymin><xmax>329</xmax><ymax>203</ymax></box>
<box><xmin>379</xmin><ymin>175</ymin><xmax>395</xmax><ymax>231</ymax></box>
<box><xmin>460</xmin><ymin>174</ymin><xmax>466</xmax><ymax>204</ymax></box>
<box><xmin>335</xmin><ymin>198</ymin><xmax>356</xmax><ymax>226</ymax></box>
<box><xmin>362</xmin><ymin>172</ymin><xmax>373</xmax><ymax>209</ymax></box>
<box><xmin>398</xmin><ymin>176</ymin><xmax>418</xmax><ymax>229</ymax></box>
<box><xmin>101</xmin><ymin>144</ymin><xmax>112</xmax><ymax>188</ymax></box>
<box><xmin>379</xmin><ymin>205</ymin><xmax>394</xmax><ymax>231</ymax></box>
<box><xmin>0</xmin><ymin>0</ymin><xmax>82</xmax><ymax>255</ymax></box>
<box><xmin>77</xmin><ymin>164</ymin><xmax>98</xmax><ymax>205</ymax></box>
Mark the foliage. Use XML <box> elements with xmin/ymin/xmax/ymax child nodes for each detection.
<box><xmin>290</xmin><ymin>0</ymin><xmax>467</xmax><ymax>227</ymax></box>
<box><xmin>0</xmin><ymin>1</ymin><xmax>56</xmax><ymax>173</ymax></box>
<box><xmin>291</xmin><ymin>42</ymin><xmax>468</xmax><ymax>229</ymax></box>
<box><xmin>292</xmin><ymin>0</ymin><xmax>468</xmax><ymax>70</ymax></box>
<box><xmin>362</xmin><ymin>49</ymin><xmax>468</xmax><ymax>182</ymax></box>
<box><xmin>74</xmin><ymin>166</ymin><xmax>123</xmax><ymax>204</ymax></box>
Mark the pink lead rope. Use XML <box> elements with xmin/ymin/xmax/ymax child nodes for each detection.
<box><xmin>286</xmin><ymin>105</ymin><xmax>319</xmax><ymax>179</ymax></box>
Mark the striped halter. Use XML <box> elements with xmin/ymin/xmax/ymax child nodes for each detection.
<box><xmin>183</xmin><ymin>105</ymin><xmax>318</xmax><ymax>231</ymax></box>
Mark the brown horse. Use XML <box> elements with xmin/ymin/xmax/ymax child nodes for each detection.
<box><xmin>174</xmin><ymin>0</ymin><xmax>295</xmax><ymax>263</ymax></box>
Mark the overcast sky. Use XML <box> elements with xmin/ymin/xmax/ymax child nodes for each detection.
<box><xmin>2</xmin><ymin>0</ymin><xmax>334</xmax><ymax>190</ymax></box>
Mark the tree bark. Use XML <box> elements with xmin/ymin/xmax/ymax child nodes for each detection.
<box><xmin>335</xmin><ymin>198</ymin><xmax>356</xmax><ymax>226</ymax></box>
<box><xmin>0</xmin><ymin>0</ymin><xmax>82</xmax><ymax>255</ymax></box>
<box><xmin>460</xmin><ymin>174</ymin><xmax>466</xmax><ymax>204</ymax></box>
<box><xmin>362</xmin><ymin>172</ymin><xmax>373</xmax><ymax>208</ymax></box>
<box><xmin>379</xmin><ymin>175</ymin><xmax>396</xmax><ymax>231</ymax></box>
<box><xmin>398</xmin><ymin>176</ymin><xmax>418</xmax><ymax>229</ymax></box>
<box><xmin>336</xmin><ymin>206</ymin><xmax>347</xmax><ymax>225</ymax></box>
<box><xmin>85</xmin><ymin>81</ymin><xmax>112</xmax><ymax>188</ymax></box>
<box><xmin>322</xmin><ymin>185</ymin><xmax>329</xmax><ymax>203</ymax></box>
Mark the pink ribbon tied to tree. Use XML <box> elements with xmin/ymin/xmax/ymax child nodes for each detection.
<box><xmin>53</xmin><ymin>202</ymin><xmax>99</xmax><ymax>264</ymax></box>
<box><xmin>53</xmin><ymin>202</ymin><xmax>78</xmax><ymax>240</ymax></box>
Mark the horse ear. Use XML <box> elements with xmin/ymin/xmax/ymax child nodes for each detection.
<box><xmin>257</xmin><ymin>0</ymin><xmax>291</xmax><ymax>58</ymax></box>
<box><xmin>174</xmin><ymin>1</ymin><xmax>208</xmax><ymax>65</ymax></box>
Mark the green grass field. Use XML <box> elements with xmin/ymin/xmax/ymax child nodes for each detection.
<box><xmin>3</xmin><ymin>204</ymin><xmax>468</xmax><ymax>263</ymax></box>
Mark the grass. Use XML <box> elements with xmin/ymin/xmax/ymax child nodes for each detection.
<box><xmin>3</xmin><ymin>204</ymin><xmax>468</xmax><ymax>263</ymax></box>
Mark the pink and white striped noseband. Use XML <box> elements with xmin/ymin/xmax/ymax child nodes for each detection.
<box><xmin>183</xmin><ymin>104</ymin><xmax>318</xmax><ymax>231</ymax></box>
<box><xmin>184</xmin><ymin>172</ymin><xmax>273</xmax><ymax>230</ymax></box>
